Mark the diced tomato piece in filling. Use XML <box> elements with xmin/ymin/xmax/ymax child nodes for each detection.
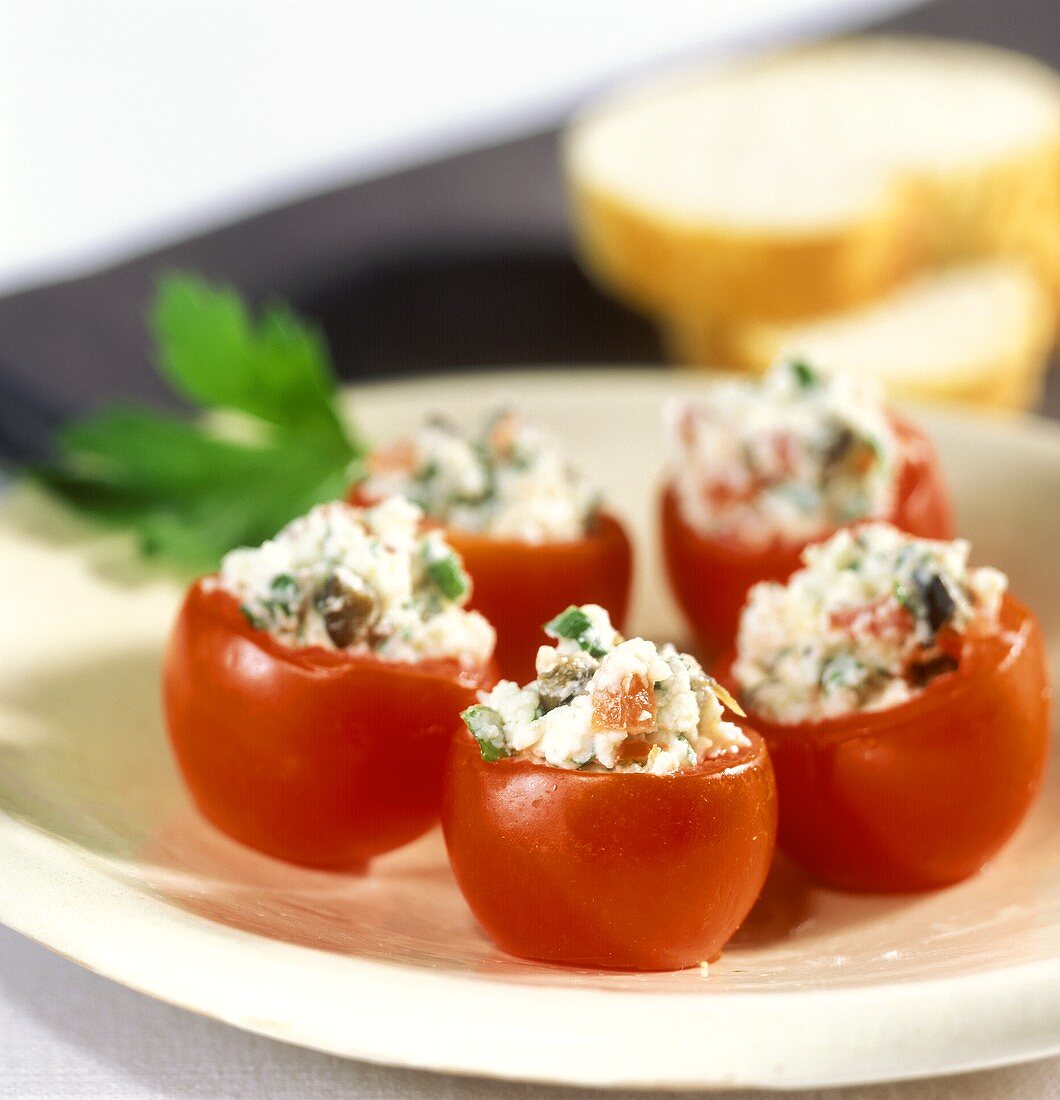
<box><xmin>676</xmin><ymin>405</ymin><xmax>698</xmax><ymax>448</ymax></box>
<box><xmin>704</xmin><ymin>480</ymin><xmax>759</xmax><ymax>510</ymax></box>
<box><xmin>488</xmin><ymin>412</ymin><xmax>520</xmax><ymax>458</ymax></box>
<box><xmin>770</xmin><ymin>432</ymin><xmax>798</xmax><ymax>477</ymax></box>
<box><xmin>828</xmin><ymin>595</ymin><xmax>913</xmax><ymax>640</ymax></box>
<box><xmin>851</xmin><ymin>445</ymin><xmax>876</xmax><ymax>475</ymax></box>
<box><xmin>591</xmin><ymin>672</ymin><xmax>657</xmax><ymax>734</ymax></box>
<box><xmin>365</xmin><ymin>440</ymin><xmax>413</xmax><ymax>475</ymax></box>
<box><xmin>614</xmin><ymin>737</ymin><xmax>654</xmax><ymax>764</ymax></box>
<box><xmin>367</xmin><ymin>440</ymin><xmax>417</xmax><ymax>475</ymax></box>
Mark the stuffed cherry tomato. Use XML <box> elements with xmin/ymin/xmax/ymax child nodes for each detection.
<box><xmin>352</xmin><ymin>411</ymin><xmax>633</xmax><ymax>682</ymax></box>
<box><xmin>725</xmin><ymin>523</ymin><xmax>1050</xmax><ymax>892</ymax></box>
<box><xmin>661</xmin><ymin>359</ymin><xmax>953</xmax><ymax>657</ymax></box>
<box><xmin>442</xmin><ymin>604</ymin><xmax>777</xmax><ymax>970</ymax></box>
<box><xmin>164</xmin><ymin>498</ymin><xmax>496</xmax><ymax>868</ymax></box>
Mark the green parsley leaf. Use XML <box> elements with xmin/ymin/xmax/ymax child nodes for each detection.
<box><xmin>820</xmin><ymin>653</ymin><xmax>869</xmax><ymax>692</ymax></box>
<box><xmin>788</xmin><ymin>358</ymin><xmax>820</xmax><ymax>389</ymax></box>
<box><xmin>153</xmin><ymin>275</ymin><xmax>355</xmax><ymax>449</ymax></box>
<box><xmin>266</xmin><ymin>573</ymin><xmax>301</xmax><ymax>617</ymax></box>
<box><xmin>893</xmin><ymin>577</ymin><xmax>916</xmax><ymax>614</ymax></box>
<box><xmin>543</xmin><ymin>605</ymin><xmax>609</xmax><ymax>657</ymax></box>
<box><xmin>462</xmin><ymin>705</ymin><xmax>510</xmax><ymax>762</ymax></box>
<box><xmin>271</xmin><ymin>573</ymin><xmax>298</xmax><ymax>598</ymax></box>
<box><xmin>34</xmin><ymin>274</ymin><xmax>366</xmax><ymax>571</ymax></box>
<box><xmin>424</xmin><ymin>550</ymin><xmax>469</xmax><ymax>601</ymax></box>
<box><xmin>545</xmin><ymin>606</ymin><xmax>590</xmax><ymax>639</ymax></box>
<box><xmin>240</xmin><ymin>605</ymin><xmax>267</xmax><ymax>630</ymax></box>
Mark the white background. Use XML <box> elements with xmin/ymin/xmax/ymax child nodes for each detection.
<box><xmin>0</xmin><ymin>0</ymin><xmax>918</xmax><ymax>294</ymax></box>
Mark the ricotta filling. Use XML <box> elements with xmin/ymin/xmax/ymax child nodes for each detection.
<box><xmin>734</xmin><ymin>523</ymin><xmax>1008</xmax><ymax>723</ymax></box>
<box><xmin>666</xmin><ymin>358</ymin><xmax>899</xmax><ymax>547</ymax></box>
<box><xmin>214</xmin><ymin>497</ymin><xmax>495</xmax><ymax>667</ymax></box>
<box><xmin>359</xmin><ymin>411</ymin><xmax>601</xmax><ymax>543</ymax></box>
<box><xmin>463</xmin><ymin>604</ymin><xmax>749</xmax><ymax>774</ymax></box>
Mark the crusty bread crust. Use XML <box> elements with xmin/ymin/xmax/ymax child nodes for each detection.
<box><xmin>567</xmin><ymin>174</ymin><xmax>925</xmax><ymax>323</ymax></box>
<box><xmin>921</xmin><ymin>135</ymin><xmax>1060</xmax><ymax>305</ymax></box>
<box><xmin>663</xmin><ymin>264</ymin><xmax>1055</xmax><ymax>412</ymax></box>
<box><xmin>565</xmin><ymin>37</ymin><xmax>1060</xmax><ymax>326</ymax></box>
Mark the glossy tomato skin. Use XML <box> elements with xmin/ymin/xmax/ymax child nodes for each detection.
<box><xmin>164</xmin><ymin>581</ymin><xmax>496</xmax><ymax>868</ymax></box>
<box><xmin>446</xmin><ymin>513</ymin><xmax>633</xmax><ymax>683</ymax></box>
<box><xmin>661</xmin><ymin>416</ymin><xmax>954</xmax><ymax>657</ymax></box>
<box><xmin>442</xmin><ymin>730</ymin><xmax>777</xmax><ymax>970</ymax></box>
<box><xmin>721</xmin><ymin>596</ymin><xmax>1050</xmax><ymax>892</ymax></box>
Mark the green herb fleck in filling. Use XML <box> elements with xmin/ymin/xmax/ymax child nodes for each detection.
<box><xmin>544</xmin><ymin>606</ymin><xmax>608</xmax><ymax>658</ymax></box>
<box><xmin>789</xmin><ymin>359</ymin><xmax>820</xmax><ymax>389</ymax></box>
<box><xmin>423</xmin><ymin>547</ymin><xmax>469</xmax><ymax>601</ymax></box>
<box><xmin>463</xmin><ymin>705</ymin><xmax>510</xmax><ymax>762</ymax></box>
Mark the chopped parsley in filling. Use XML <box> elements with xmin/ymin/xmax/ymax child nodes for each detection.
<box><xmin>463</xmin><ymin>604</ymin><xmax>749</xmax><ymax>774</ymax></box>
<box><xmin>214</xmin><ymin>497</ymin><xmax>495</xmax><ymax>666</ymax></box>
<box><xmin>359</xmin><ymin>411</ymin><xmax>601</xmax><ymax>543</ymax></box>
<box><xmin>733</xmin><ymin>523</ymin><xmax>1008</xmax><ymax>723</ymax></box>
<box><xmin>666</xmin><ymin>358</ymin><xmax>899</xmax><ymax>547</ymax></box>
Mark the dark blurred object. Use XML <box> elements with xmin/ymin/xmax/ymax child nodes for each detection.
<box><xmin>0</xmin><ymin>0</ymin><xmax>1057</xmax><ymax>462</ymax></box>
<box><xmin>298</xmin><ymin>246</ymin><xmax>661</xmax><ymax>378</ymax></box>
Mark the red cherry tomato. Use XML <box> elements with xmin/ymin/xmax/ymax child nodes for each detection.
<box><xmin>718</xmin><ymin>595</ymin><xmax>1050</xmax><ymax>892</ymax></box>
<box><xmin>446</xmin><ymin>514</ymin><xmax>633</xmax><ymax>683</ymax></box>
<box><xmin>350</xmin><ymin>482</ymin><xmax>633</xmax><ymax>683</ymax></box>
<box><xmin>441</xmin><ymin>730</ymin><xmax>777</xmax><ymax>970</ymax></box>
<box><xmin>661</xmin><ymin>415</ymin><xmax>954</xmax><ymax>657</ymax></box>
<box><xmin>164</xmin><ymin>581</ymin><xmax>495</xmax><ymax>868</ymax></box>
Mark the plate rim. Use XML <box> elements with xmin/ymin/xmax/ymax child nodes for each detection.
<box><xmin>2</xmin><ymin>816</ymin><xmax>1058</xmax><ymax>1091</ymax></box>
<box><xmin>2</xmin><ymin>818</ymin><xmax>1060</xmax><ymax>1091</ymax></box>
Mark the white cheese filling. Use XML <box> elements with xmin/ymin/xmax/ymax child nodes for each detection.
<box><xmin>214</xmin><ymin>497</ymin><xmax>495</xmax><ymax>667</ymax></box>
<box><xmin>360</xmin><ymin>411</ymin><xmax>601</xmax><ymax>543</ymax></box>
<box><xmin>666</xmin><ymin>358</ymin><xmax>899</xmax><ymax>547</ymax></box>
<box><xmin>464</xmin><ymin>604</ymin><xmax>749</xmax><ymax>774</ymax></box>
<box><xmin>734</xmin><ymin>523</ymin><xmax>1008</xmax><ymax>723</ymax></box>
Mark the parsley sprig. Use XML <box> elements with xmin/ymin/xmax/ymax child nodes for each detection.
<box><xmin>36</xmin><ymin>274</ymin><xmax>367</xmax><ymax>570</ymax></box>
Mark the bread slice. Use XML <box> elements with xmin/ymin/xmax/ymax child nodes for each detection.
<box><xmin>663</xmin><ymin>261</ymin><xmax>1055</xmax><ymax>411</ymax></box>
<box><xmin>565</xmin><ymin>38</ymin><xmax>1060</xmax><ymax>323</ymax></box>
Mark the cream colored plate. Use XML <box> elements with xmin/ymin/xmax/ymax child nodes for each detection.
<box><xmin>1</xmin><ymin>370</ymin><xmax>1058</xmax><ymax>1091</ymax></box>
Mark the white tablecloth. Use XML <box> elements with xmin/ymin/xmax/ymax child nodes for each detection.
<box><xmin>1</xmin><ymin>924</ymin><xmax>1057</xmax><ymax>1100</ymax></box>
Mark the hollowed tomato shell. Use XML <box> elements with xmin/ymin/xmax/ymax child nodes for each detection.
<box><xmin>719</xmin><ymin>595</ymin><xmax>1050</xmax><ymax>892</ymax></box>
<box><xmin>660</xmin><ymin>415</ymin><xmax>954</xmax><ymax>658</ymax></box>
<box><xmin>163</xmin><ymin>580</ymin><xmax>496</xmax><ymax>868</ymax></box>
<box><xmin>441</xmin><ymin>729</ymin><xmax>777</xmax><ymax>970</ymax></box>
<box><xmin>446</xmin><ymin>512</ymin><xmax>633</xmax><ymax>682</ymax></box>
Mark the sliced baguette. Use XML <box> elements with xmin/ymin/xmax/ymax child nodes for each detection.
<box><xmin>565</xmin><ymin>38</ymin><xmax>1060</xmax><ymax>323</ymax></box>
<box><xmin>663</xmin><ymin>261</ymin><xmax>1054</xmax><ymax>411</ymax></box>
